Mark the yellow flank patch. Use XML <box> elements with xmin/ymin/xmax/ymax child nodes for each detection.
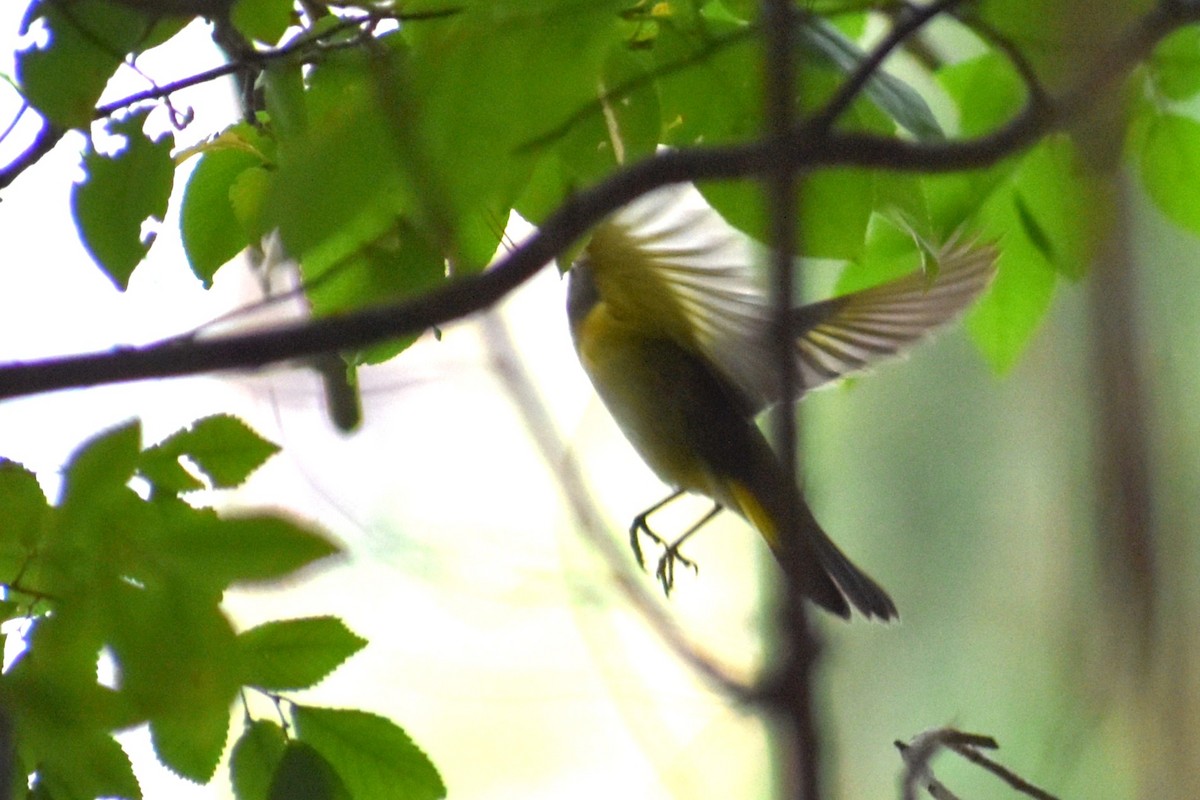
<box><xmin>576</xmin><ymin>301</ymin><xmax>628</xmax><ymax>372</ymax></box>
<box><xmin>728</xmin><ymin>480</ymin><xmax>780</xmax><ymax>550</ymax></box>
<box><xmin>573</xmin><ymin>299</ymin><xmax>715</xmax><ymax>492</ymax></box>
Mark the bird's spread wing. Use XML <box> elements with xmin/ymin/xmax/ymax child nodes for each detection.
<box><xmin>583</xmin><ymin>183</ymin><xmax>998</xmax><ymax>410</ymax></box>
<box><xmin>582</xmin><ymin>183</ymin><xmax>765</xmax><ymax>355</ymax></box>
<box><xmin>787</xmin><ymin>234</ymin><xmax>998</xmax><ymax>399</ymax></box>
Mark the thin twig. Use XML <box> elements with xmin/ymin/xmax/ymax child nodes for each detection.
<box><xmin>0</xmin><ymin>7</ymin><xmax>461</xmax><ymax>187</ymax></box>
<box><xmin>946</xmin><ymin>740</ymin><xmax>1061</xmax><ymax>800</ymax></box>
<box><xmin>92</xmin><ymin>11</ymin><xmax>389</xmax><ymax>119</ymax></box>
<box><xmin>897</xmin><ymin>728</ymin><xmax>1060</xmax><ymax>800</ymax></box>
<box><xmin>808</xmin><ymin>0</ymin><xmax>970</xmax><ymax>135</ymax></box>
<box><xmin>0</xmin><ymin>120</ymin><xmax>66</xmax><ymax>191</ymax></box>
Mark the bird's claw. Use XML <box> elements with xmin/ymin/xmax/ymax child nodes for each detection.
<box><xmin>630</xmin><ymin>516</ymin><xmax>698</xmax><ymax>595</ymax></box>
<box><xmin>628</xmin><ymin>513</ymin><xmax>659</xmax><ymax>570</ymax></box>
<box><xmin>653</xmin><ymin>543</ymin><xmax>698</xmax><ymax>596</ymax></box>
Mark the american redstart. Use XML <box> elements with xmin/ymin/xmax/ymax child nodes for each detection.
<box><xmin>566</xmin><ymin>184</ymin><xmax>996</xmax><ymax>620</ymax></box>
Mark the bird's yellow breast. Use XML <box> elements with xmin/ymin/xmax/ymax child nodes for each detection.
<box><xmin>573</xmin><ymin>299</ymin><xmax>716</xmax><ymax>494</ymax></box>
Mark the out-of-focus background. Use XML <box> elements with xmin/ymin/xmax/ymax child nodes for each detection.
<box><xmin>3</xmin><ymin>11</ymin><xmax>1199</xmax><ymax>800</ymax></box>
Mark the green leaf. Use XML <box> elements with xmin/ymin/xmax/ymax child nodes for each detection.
<box><xmin>229</xmin><ymin>165</ymin><xmax>275</xmax><ymax>244</ymax></box>
<box><xmin>922</xmin><ymin>52</ymin><xmax>1029</xmax><ymax>231</ymax></box>
<box><xmin>1150</xmin><ymin>26</ymin><xmax>1200</xmax><ymax>101</ymax></box>
<box><xmin>515</xmin><ymin>153</ymin><xmax>573</xmax><ymax>227</ymax></box>
<box><xmin>973</xmin><ymin>0</ymin><xmax>1112</xmax><ymax>84</ymax></box>
<box><xmin>656</xmin><ymin>18</ymin><xmax>759</xmax><ymax>149</ymax></box>
<box><xmin>181</xmin><ymin>126</ymin><xmax>272</xmax><ymax>285</ymax></box>
<box><xmin>267</xmin><ymin>44</ymin><xmax>412</xmax><ymax>276</ymax></box>
<box><xmin>263</xmin><ymin>61</ymin><xmax>308</xmax><ymax>141</ymax></box>
<box><xmin>701</xmin><ymin>167</ymin><xmax>875</xmax><ymax>259</ymax></box>
<box><xmin>657</xmin><ymin>17</ymin><xmax>888</xmax><ymax>257</ymax></box>
<box><xmin>295</xmin><ymin>706</ymin><xmax>445</xmax><ymax>800</ymax></box>
<box><xmin>231</xmin><ymin>720</ymin><xmax>289</xmax><ymax>800</ymax></box>
<box><xmin>156</xmin><ymin>511</ymin><xmax>341</xmax><ymax>590</ymax></box>
<box><xmin>106</xmin><ymin>583</ymin><xmax>240</xmax><ymax>782</ymax></box>
<box><xmin>0</xmin><ymin>460</ymin><xmax>49</xmax><ymax>577</ymax></box>
<box><xmin>300</xmin><ymin>217</ymin><xmax>447</xmax><ymax>365</ymax></box>
<box><xmin>1139</xmin><ymin>113</ymin><xmax>1200</xmax><ymax>236</ymax></box>
<box><xmin>836</xmin><ymin>213</ymin><xmax>932</xmax><ymax>295</ymax></box>
<box><xmin>517</xmin><ymin>42</ymin><xmax>660</xmax><ymax>225</ymax></box>
<box><xmin>1008</xmin><ymin>136</ymin><xmax>1110</xmax><ymax>280</ymax></box>
<box><xmin>60</xmin><ymin>420</ymin><xmax>141</xmax><ymax>509</ymax></box>
<box><xmin>391</xmin><ymin>2</ymin><xmax>620</xmax><ymax>266</ymax></box>
<box><xmin>239</xmin><ymin>617</ymin><xmax>366</xmax><ymax>691</ymax></box>
<box><xmin>16</xmin><ymin>0</ymin><xmax>149</xmax><ymax>129</ymax></box>
<box><xmin>7</xmin><ymin>610</ymin><xmax>129</xmax><ymax>731</ymax></box>
<box><xmin>938</xmin><ymin>52</ymin><xmax>1027</xmax><ymax>138</ymax></box>
<box><xmin>72</xmin><ymin>111</ymin><xmax>175</xmax><ymax>289</ymax></box>
<box><xmin>967</xmin><ymin>189</ymin><xmax>1059</xmax><ymax>373</ymax></box>
<box><xmin>141</xmin><ymin>414</ymin><xmax>281</xmax><ymax>491</ymax></box>
<box><xmin>3</xmin><ymin>615</ymin><xmax>141</xmax><ymax>799</ymax></box>
<box><xmin>27</xmin><ymin>725</ymin><xmax>142</xmax><ymax>800</ymax></box>
<box><xmin>136</xmin><ymin>448</ymin><xmax>205</xmax><ymax>496</ymax></box>
<box><xmin>0</xmin><ymin>600</ymin><xmax>23</xmax><ymax>625</ymax></box>
<box><xmin>232</xmin><ymin>0</ymin><xmax>295</xmax><ymax>45</ymax></box>
<box><xmin>1013</xmin><ymin>193</ymin><xmax>1053</xmax><ymax>263</ymax></box>
<box><xmin>269</xmin><ymin>742</ymin><xmax>350</xmax><ymax>800</ymax></box>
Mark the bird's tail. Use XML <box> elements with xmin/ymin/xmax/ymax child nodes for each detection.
<box><xmin>730</xmin><ymin>482</ymin><xmax>898</xmax><ymax>621</ymax></box>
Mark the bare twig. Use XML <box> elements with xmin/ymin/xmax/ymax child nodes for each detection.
<box><xmin>0</xmin><ymin>120</ymin><xmax>66</xmax><ymax>191</ymax></box>
<box><xmin>898</xmin><ymin>728</ymin><xmax>1060</xmax><ymax>800</ymax></box>
<box><xmin>758</xmin><ymin>0</ymin><xmax>823</xmax><ymax>796</ymax></box>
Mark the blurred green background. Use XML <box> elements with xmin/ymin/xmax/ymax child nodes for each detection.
<box><xmin>802</xmin><ymin>187</ymin><xmax>1200</xmax><ymax>799</ymax></box>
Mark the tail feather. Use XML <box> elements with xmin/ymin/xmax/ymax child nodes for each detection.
<box><xmin>808</xmin><ymin>525</ymin><xmax>898</xmax><ymax>621</ymax></box>
<box><xmin>730</xmin><ymin>480</ymin><xmax>896</xmax><ymax>620</ymax></box>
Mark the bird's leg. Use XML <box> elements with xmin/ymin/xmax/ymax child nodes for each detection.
<box><xmin>628</xmin><ymin>488</ymin><xmax>686</xmax><ymax>568</ymax></box>
<box><xmin>654</xmin><ymin>503</ymin><xmax>722</xmax><ymax>596</ymax></box>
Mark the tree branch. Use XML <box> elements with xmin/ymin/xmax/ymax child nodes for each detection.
<box><xmin>758</xmin><ymin>0</ymin><xmax>825</xmax><ymax>794</ymax></box>
<box><xmin>0</xmin><ymin>118</ymin><xmax>66</xmax><ymax>191</ymax></box>
<box><xmin>0</xmin><ymin>1</ymin><xmax>1193</xmax><ymax>402</ymax></box>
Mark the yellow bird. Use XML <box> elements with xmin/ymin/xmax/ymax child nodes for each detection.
<box><xmin>566</xmin><ymin>184</ymin><xmax>996</xmax><ymax>620</ymax></box>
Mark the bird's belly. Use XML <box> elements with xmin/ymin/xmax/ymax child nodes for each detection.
<box><xmin>576</xmin><ymin>313</ymin><xmax>717</xmax><ymax>494</ymax></box>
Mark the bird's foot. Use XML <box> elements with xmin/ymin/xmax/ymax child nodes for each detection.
<box><xmin>653</xmin><ymin>541</ymin><xmax>698</xmax><ymax>596</ymax></box>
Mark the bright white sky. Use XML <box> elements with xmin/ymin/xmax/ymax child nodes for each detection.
<box><xmin>0</xmin><ymin>10</ymin><xmax>773</xmax><ymax>799</ymax></box>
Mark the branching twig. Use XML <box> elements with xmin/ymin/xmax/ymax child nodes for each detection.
<box><xmin>808</xmin><ymin>0</ymin><xmax>970</xmax><ymax>134</ymax></box>
<box><xmin>0</xmin><ymin>7</ymin><xmax>461</xmax><ymax>187</ymax></box>
<box><xmin>897</xmin><ymin>728</ymin><xmax>1060</xmax><ymax>800</ymax></box>
<box><xmin>93</xmin><ymin>11</ymin><xmax>389</xmax><ymax>119</ymax></box>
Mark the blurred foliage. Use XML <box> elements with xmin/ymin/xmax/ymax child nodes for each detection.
<box><xmin>0</xmin><ymin>417</ymin><xmax>443</xmax><ymax>799</ymax></box>
<box><xmin>6</xmin><ymin>0</ymin><xmax>1200</xmax><ymax>797</ymax></box>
